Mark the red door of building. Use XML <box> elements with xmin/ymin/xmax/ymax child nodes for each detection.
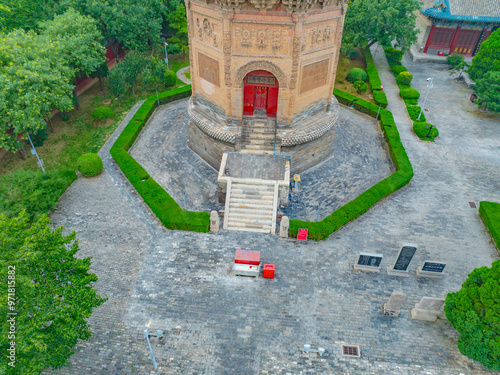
<box><xmin>254</xmin><ymin>86</ymin><xmax>268</xmax><ymax>110</ymax></box>
<box><xmin>453</xmin><ymin>29</ymin><xmax>481</xmax><ymax>56</ymax></box>
<box><xmin>243</xmin><ymin>70</ymin><xmax>278</xmax><ymax>118</ymax></box>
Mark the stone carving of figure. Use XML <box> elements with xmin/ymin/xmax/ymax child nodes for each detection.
<box><xmin>203</xmin><ymin>19</ymin><xmax>212</xmax><ymax>36</ymax></box>
<box><xmin>272</xmin><ymin>31</ymin><xmax>281</xmax><ymax>52</ymax></box>
<box><xmin>241</xmin><ymin>29</ymin><xmax>252</xmax><ymax>47</ymax></box>
<box><xmin>257</xmin><ymin>30</ymin><xmax>267</xmax><ymax>49</ymax></box>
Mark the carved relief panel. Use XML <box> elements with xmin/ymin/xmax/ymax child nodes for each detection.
<box><xmin>303</xmin><ymin>21</ymin><xmax>338</xmax><ymax>52</ymax></box>
<box><xmin>234</xmin><ymin>27</ymin><xmax>291</xmax><ymax>55</ymax></box>
<box><xmin>300</xmin><ymin>58</ymin><xmax>330</xmax><ymax>94</ymax></box>
<box><xmin>194</xmin><ymin>15</ymin><xmax>221</xmax><ymax>48</ymax></box>
<box><xmin>198</xmin><ymin>52</ymin><xmax>220</xmax><ymax>86</ymax></box>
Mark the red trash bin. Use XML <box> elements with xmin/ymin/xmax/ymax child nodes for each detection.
<box><xmin>263</xmin><ymin>264</ymin><xmax>275</xmax><ymax>279</ymax></box>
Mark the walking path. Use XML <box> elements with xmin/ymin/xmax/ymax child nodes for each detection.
<box><xmin>177</xmin><ymin>66</ymin><xmax>191</xmax><ymax>85</ymax></box>
<box><xmin>45</xmin><ymin>50</ymin><xmax>500</xmax><ymax>374</ymax></box>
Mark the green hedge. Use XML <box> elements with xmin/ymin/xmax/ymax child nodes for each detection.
<box><xmin>399</xmin><ymin>88</ymin><xmax>420</xmax><ymax>100</ymax></box>
<box><xmin>413</xmin><ymin>122</ymin><xmax>439</xmax><ymax>141</ymax></box>
<box><xmin>406</xmin><ymin>104</ymin><xmax>426</xmax><ymax>122</ymax></box>
<box><xmin>363</xmin><ymin>49</ymin><xmax>383</xmax><ymax>91</ymax></box>
<box><xmin>373</xmin><ymin>90</ymin><xmax>388</xmax><ymax>108</ymax></box>
<box><xmin>479</xmin><ymin>201</ymin><xmax>500</xmax><ymax>251</ymax></box>
<box><xmin>334</xmin><ymin>88</ymin><xmax>382</xmax><ymax>118</ymax></box>
<box><xmin>291</xmin><ymin>90</ymin><xmax>414</xmax><ymax>240</ymax></box>
<box><xmin>110</xmin><ymin>85</ymin><xmax>210</xmax><ymax>232</ymax></box>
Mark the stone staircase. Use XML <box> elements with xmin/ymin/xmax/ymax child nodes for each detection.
<box><xmin>223</xmin><ymin>179</ymin><xmax>278</xmax><ymax>233</ymax></box>
<box><xmin>238</xmin><ymin>117</ymin><xmax>278</xmax><ymax>155</ymax></box>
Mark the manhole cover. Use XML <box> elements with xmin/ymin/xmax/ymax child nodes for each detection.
<box><xmin>469</xmin><ymin>202</ymin><xmax>477</xmax><ymax>208</ymax></box>
<box><xmin>423</xmin><ymin>108</ymin><xmax>430</xmax><ymax>112</ymax></box>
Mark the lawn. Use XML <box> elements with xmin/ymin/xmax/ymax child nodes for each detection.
<box><xmin>0</xmin><ymin>53</ymin><xmax>190</xmax><ymax>177</ymax></box>
<box><xmin>335</xmin><ymin>49</ymin><xmax>376</xmax><ymax>104</ymax></box>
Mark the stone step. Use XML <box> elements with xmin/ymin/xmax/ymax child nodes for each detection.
<box><xmin>239</xmin><ymin>149</ymin><xmax>274</xmax><ymax>155</ymax></box>
<box><xmin>229</xmin><ymin>202</ymin><xmax>274</xmax><ymax>210</ymax></box>
<box><xmin>228</xmin><ymin>207</ymin><xmax>274</xmax><ymax>216</ymax></box>
<box><xmin>227</xmin><ymin>216</ymin><xmax>272</xmax><ymax>225</ymax></box>
<box><xmin>230</xmin><ymin>199</ymin><xmax>274</xmax><ymax>207</ymax></box>
<box><xmin>242</xmin><ymin>144</ymin><xmax>274</xmax><ymax>151</ymax></box>
<box><xmin>226</xmin><ymin>226</ymin><xmax>271</xmax><ymax>233</ymax></box>
<box><xmin>230</xmin><ymin>193</ymin><xmax>274</xmax><ymax>200</ymax></box>
<box><xmin>231</xmin><ymin>187</ymin><xmax>274</xmax><ymax>194</ymax></box>
<box><xmin>231</xmin><ymin>183</ymin><xmax>275</xmax><ymax>190</ymax></box>
<box><xmin>227</xmin><ymin>220</ymin><xmax>272</xmax><ymax>229</ymax></box>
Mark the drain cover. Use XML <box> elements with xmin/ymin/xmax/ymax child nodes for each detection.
<box><xmin>469</xmin><ymin>202</ymin><xmax>477</xmax><ymax>208</ymax></box>
<box><xmin>423</xmin><ymin>108</ymin><xmax>430</xmax><ymax>112</ymax></box>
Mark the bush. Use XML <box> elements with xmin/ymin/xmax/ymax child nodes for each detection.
<box><xmin>363</xmin><ymin>48</ymin><xmax>382</xmax><ymax>90</ymax></box>
<box><xmin>413</xmin><ymin>122</ymin><xmax>438</xmax><ymax>141</ymax></box>
<box><xmin>30</xmin><ymin>128</ymin><xmax>48</xmax><ymax>147</ymax></box>
<box><xmin>385</xmin><ymin>47</ymin><xmax>404</xmax><ymax>64</ymax></box>
<box><xmin>346</xmin><ymin>48</ymin><xmax>360</xmax><ymax>60</ymax></box>
<box><xmin>445</xmin><ymin>259</ymin><xmax>500</xmax><ymax>370</ymax></box>
<box><xmin>353</xmin><ymin>80</ymin><xmax>368</xmax><ymax>93</ymax></box>
<box><xmin>110</xmin><ymin>85</ymin><xmax>210</xmax><ymax>232</ymax></box>
<box><xmin>399</xmin><ymin>88</ymin><xmax>420</xmax><ymax>100</ymax></box>
<box><xmin>164</xmin><ymin>70</ymin><xmax>177</xmax><ymax>87</ymax></box>
<box><xmin>347</xmin><ymin>68</ymin><xmax>367</xmax><ymax>83</ymax></box>
<box><xmin>167</xmin><ymin>43</ymin><xmax>182</xmax><ymax>54</ymax></box>
<box><xmin>446</xmin><ymin>53</ymin><xmax>465</xmax><ymax>68</ymax></box>
<box><xmin>373</xmin><ymin>90</ymin><xmax>388</xmax><ymax>108</ymax></box>
<box><xmin>92</xmin><ymin>106</ymin><xmax>114</xmax><ymax>121</ymax></box>
<box><xmin>77</xmin><ymin>153</ymin><xmax>103</xmax><ymax>177</ymax></box>
<box><xmin>392</xmin><ymin>65</ymin><xmax>408</xmax><ymax>75</ymax></box>
<box><xmin>396</xmin><ymin>71</ymin><xmax>413</xmax><ymax>86</ymax></box>
<box><xmin>479</xmin><ymin>201</ymin><xmax>500</xmax><ymax>250</ymax></box>
<box><xmin>406</xmin><ymin>105</ymin><xmax>426</xmax><ymax>122</ymax></box>
<box><xmin>404</xmin><ymin>98</ymin><xmax>418</xmax><ymax>105</ymax></box>
<box><xmin>292</xmin><ymin>89</ymin><xmax>413</xmax><ymax>240</ymax></box>
<box><xmin>0</xmin><ymin>169</ymin><xmax>77</xmax><ymax>221</ymax></box>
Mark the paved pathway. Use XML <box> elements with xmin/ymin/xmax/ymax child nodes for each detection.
<box><xmin>44</xmin><ymin>50</ymin><xmax>500</xmax><ymax>374</ymax></box>
<box><xmin>177</xmin><ymin>66</ymin><xmax>191</xmax><ymax>85</ymax></box>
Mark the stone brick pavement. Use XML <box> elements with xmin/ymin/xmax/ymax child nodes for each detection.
<box><xmin>45</xmin><ymin>50</ymin><xmax>500</xmax><ymax>374</ymax></box>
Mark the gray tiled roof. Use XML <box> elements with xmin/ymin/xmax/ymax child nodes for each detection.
<box><xmin>449</xmin><ymin>0</ymin><xmax>500</xmax><ymax>17</ymax></box>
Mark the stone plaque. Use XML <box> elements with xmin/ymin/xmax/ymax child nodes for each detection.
<box><xmin>300</xmin><ymin>59</ymin><xmax>329</xmax><ymax>94</ymax></box>
<box><xmin>417</xmin><ymin>261</ymin><xmax>446</xmax><ymax>279</ymax></box>
<box><xmin>247</xmin><ymin>75</ymin><xmax>277</xmax><ymax>85</ymax></box>
<box><xmin>383</xmin><ymin>291</ymin><xmax>405</xmax><ymax>317</ymax></box>
<box><xmin>354</xmin><ymin>252</ymin><xmax>383</xmax><ymax>273</ymax></box>
<box><xmin>198</xmin><ymin>52</ymin><xmax>220</xmax><ymax>87</ymax></box>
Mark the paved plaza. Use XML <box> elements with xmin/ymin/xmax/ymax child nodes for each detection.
<box><xmin>45</xmin><ymin>50</ymin><xmax>500</xmax><ymax>375</ymax></box>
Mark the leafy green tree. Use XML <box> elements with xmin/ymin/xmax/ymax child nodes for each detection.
<box><xmin>0</xmin><ymin>169</ymin><xmax>77</xmax><ymax>221</ymax></box>
<box><xmin>342</xmin><ymin>0</ymin><xmax>420</xmax><ymax>51</ymax></box>
<box><xmin>468</xmin><ymin>28</ymin><xmax>500</xmax><ymax>82</ymax></box>
<box><xmin>474</xmin><ymin>71</ymin><xmax>500</xmax><ymax>112</ymax></box>
<box><xmin>0</xmin><ymin>0</ymin><xmax>59</xmax><ymax>32</ymax></box>
<box><xmin>0</xmin><ymin>29</ymin><xmax>74</xmax><ymax>154</ymax></box>
<box><xmin>87</xmin><ymin>0</ymin><xmax>165</xmax><ymax>57</ymax></box>
<box><xmin>122</xmin><ymin>51</ymin><xmax>148</xmax><ymax>95</ymax></box>
<box><xmin>90</xmin><ymin>60</ymin><xmax>109</xmax><ymax>93</ymax></box>
<box><xmin>39</xmin><ymin>8</ymin><xmax>106</xmax><ymax>109</ymax></box>
<box><xmin>106</xmin><ymin>65</ymin><xmax>130</xmax><ymax>108</ymax></box>
<box><xmin>0</xmin><ymin>212</ymin><xmax>107</xmax><ymax>374</ymax></box>
<box><xmin>166</xmin><ymin>2</ymin><xmax>188</xmax><ymax>57</ymax></box>
<box><xmin>445</xmin><ymin>260</ymin><xmax>500</xmax><ymax>370</ymax></box>
<box><xmin>446</xmin><ymin>53</ymin><xmax>469</xmax><ymax>78</ymax></box>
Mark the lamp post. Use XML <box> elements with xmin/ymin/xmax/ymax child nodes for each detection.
<box><xmin>418</xmin><ymin>77</ymin><xmax>434</xmax><ymax>121</ymax></box>
<box><xmin>164</xmin><ymin>42</ymin><xmax>169</xmax><ymax>71</ymax></box>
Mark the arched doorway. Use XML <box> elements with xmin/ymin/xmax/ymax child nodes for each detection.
<box><xmin>243</xmin><ymin>70</ymin><xmax>279</xmax><ymax>118</ymax></box>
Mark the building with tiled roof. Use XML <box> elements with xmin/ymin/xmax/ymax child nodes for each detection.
<box><xmin>415</xmin><ymin>0</ymin><xmax>500</xmax><ymax>56</ymax></box>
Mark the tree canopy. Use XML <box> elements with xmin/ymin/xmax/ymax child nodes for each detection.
<box><xmin>0</xmin><ymin>212</ymin><xmax>106</xmax><ymax>373</ymax></box>
<box><xmin>0</xmin><ymin>29</ymin><xmax>74</xmax><ymax>152</ymax></box>
<box><xmin>342</xmin><ymin>0</ymin><xmax>421</xmax><ymax>51</ymax></box>
<box><xmin>474</xmin><ymin>71</ymin><xmax>500</xmax><ymax>112</ymax></box>
<box><xmin>445</xmin><ymin>260</ymin><xmax>500</xmax><ymax>370</ymax></box>
<box><xmin>468</xmin><ymin>28</ymin><xmax>500</xmax><ymax>82</ymax></box>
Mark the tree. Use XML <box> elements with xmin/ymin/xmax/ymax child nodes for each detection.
<box><xmin>445</xmin><ymin>260</ymin><xmax>500</xmax><ymax>370</ymax></box>
<box><xmin>87</xmin><ymin>0</ymin><xmax>165</xmax><ymax>58</ymax></box>
<box><xmin>342</xmin><ymin>0</ymin><xmax>420</xmax><ymax>52</ymax></box>
<box><xmin>0</xmin><ymin>0</ymin><xmax>59</xmax><ymax>32</ymax></box>
<box><xmin>39</xmin><ymin>8</ymin><xmax>106</xmax><ymax>109</ymax></box>
<box><xmin>90</xmin><ymin>60</ymin><xmax>109</xmax><ymax>93</ymax></box>
<box><xmin>474</xmin><ymin>71</ymin><xmax>500</xmax><ymax>112</ymax></box>
<box><xmin>122</xmin><ymin>51</ymin><xmax>148</xmax><ymax>95</ymax></box>
<box><xmin>468</xmin><ymin>28</ymin><xmax>500</xmax><ymax>82</ymax></box>
<box><xmin>446</xmin><ymin>53</ymin><xmax>469</xmax><ymax>78</ymax></box>
<box><xmin>106</xmin><ymin>65</ymin><xmax>130</xmax><ymax>108</ymax></box>
<box><xmin>166</xmin><ymin>2</ymin><xmax>188</xmax><ymax>57</ymax></box>
<box><xmin>0</xmin><ymin>29</ymin><xmax>74</xmax><ymax>154</ymax></box>
<box><xmin>0</xmin><ymin>212</ymin><xmax>106</xmax><ymax>373</ymax></box>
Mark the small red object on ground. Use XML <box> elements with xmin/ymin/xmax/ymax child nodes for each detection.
<box><xmin>263</xmin><ymin>264</ymin><xmax>275</xmax><ymax>279</ymax></box>
<box><xmin>234</xmin><ymin>250</ymin><xmax>261</xmax><ymax>265</ymax></box>
<box><xmin>297</xmin><ymin>228</ymin><xmax>308</xmax><ymax>241</ymax></box>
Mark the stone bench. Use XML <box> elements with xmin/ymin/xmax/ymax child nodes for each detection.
<box><xmin>463</xmin><ymin>72</ymin><xmax>475</xmax><ymax>88</ymax></box>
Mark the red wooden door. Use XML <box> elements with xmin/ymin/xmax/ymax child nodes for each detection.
<box><xmin>454</xmin><ymin>29</ymin><xmax>481</xmax><ymax>56</ymax></box>
<box><xmin>267</xmin><ymin>87</ymin><xmax>278</xmax><ymax>117</ymax></box>
<box><xmin>243</xmin><ymin>85</ymin><xmax>255</xmax><ymax>116</ymax></box>
<box><xmin>427</xmin><ymin>27</ymin><xmax>455</xmax><ymax>50</ymax></box>
<box><xmin>254</xmin><ymin>86</ymin><xmax>268</xmax><ymax>109</ymax></box>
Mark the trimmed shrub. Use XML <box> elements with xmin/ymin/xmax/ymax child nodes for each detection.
<box><xmin>164</xmin><ymin>70</ymin><xmax>177</xmax><ymax>87</ymax></box>
<box><xmin>92</xmin><ymin>106</ymin><xmax>114</xmax><ymax>121</ymax></box>
<box><xmin>346</xmin><ymin>48</ymin><xmax>360</xmax><ymax>60</ymax></box>
<box><xmin>353</xmin><ymin>80</ymin><xmax>368</xmax><ymax>94</ymax></box>
<box><xmin>347</xmin><ymin>68</ymin><xmax>367</xmax><ymax>83</ymax></box>
<box><xmin>291</xmin><ymin>89</ymin><xmax>413</xmax><ymax>240</ymax></box>
<box><xmin>392</xmin><ymin>65</ymin><xmax>408</xmax><ymax>75</ymax></box>
<box><xmin>77</xmin><ymin>153</ymin><xmax>103</xmax><ymax>177</ymax></box>
<box><xmin>396</xmin><ymin>71</ymin><xmax>413</xmax><ymax>86</ymax></box>
<box><xmin>413</xmin><ymin>122</ymin><xmax>438</xmax><ymax>141</ymax></box>
<box><xmin>333</xmin><ymin>88</ymin><xmax>357</xmax><ymax>106</ymax></box>
<box><xmin>479</xmin><ymin>201</ymin><xmax>500</xmax><ymax>250</ymax></box>
<box><xmin>373</xmin><ymin>90</ymin><xmax>388</xmax><ymax>108</ymax></box>
<box><xmin>399</xmin><ymin>88</ymin><xmax>420</xmax><ymax>100</ymax></box>
<box><xmin>446</xmin><ymin>53</ymin><xmax>465</xmax><ymax>69</ymax></box>
<box><xmin>0</xmin><ymin>169</ymin><xmax>77</xmax><ymax>221</ymax></box>
<box><xmin>384</xmin><ymin>47</ymin><xmax>404</xmax><ymax>64</ymax></box>
<box><xmin>110</xmin><ymin>85</ymin><xmax>210</xmax><ymax>233</ymax></box>
<box><xmin>406</xmin><ymin>105</ymin><xmax>426</xmax><ymax>122</ymax></box>
<box><xmin>363</xmin><ymin>48</ymin><xmax>382</xmax><ymax>90</ymax></box>
<box><xmin>404</xmin><ymin>98</ymin><xmax>418</xmax><ymax>105</ymax></box>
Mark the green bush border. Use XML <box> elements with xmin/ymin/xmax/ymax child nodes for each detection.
<box><xmin>479</xmin><ymin>201</ymin><xmax>500</xmax><ymax>250</ymax></box>
<box><xmin>364</xmin><ymin>49</ymin><xmax>388</xmax><ymax>108</ymax></box>
<box><xmin>109</xmin><ymin>85</ymin><xmax>210</xmax><ymax>232</ymax></box>
<box><xmin>289</xmin><ymin>89</ymin><xmax>414</xmax><ymax>240</ymax></box>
